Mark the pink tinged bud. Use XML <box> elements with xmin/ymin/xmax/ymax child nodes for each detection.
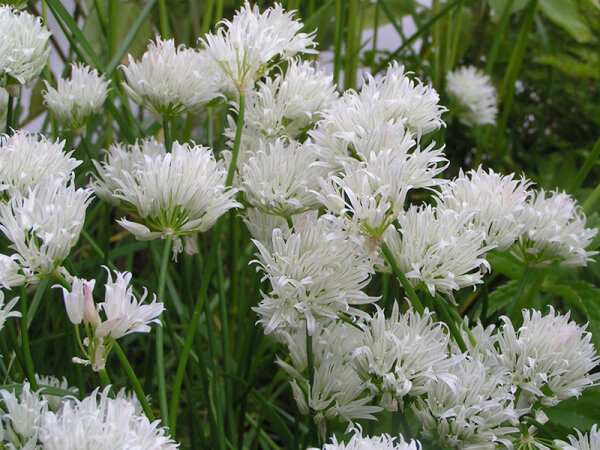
<box><xmin>72</xmin><ymin>357</ymin><xmax>90</xmax><ymax>366</ymax></box>
<box><xmin>92</xmin><ymin>343</ymin><xmax>106</xmax><ymax>372</ymax></box>
<box><xmin>83</xmin><ymin>282</ymin><xmax>101</xmax><ymax>327</ymax></box>
<box><xmin>60</xmin><ymin>277</ymin><xmax>93</xmax><ymax>325</ymax></box>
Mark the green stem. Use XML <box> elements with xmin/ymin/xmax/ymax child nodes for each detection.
<box><xmin>113</xmin><ymin>342</ymin><xmax>155</xmax><ymax>421</ymax></box>
<box><xmin>157</xmin><ymin>0</ymin><xmax>170</xmax><ymax>37</ymax></box>
<box><xmin>508</xmin><ymin>266</ymin><xmax>531</xmax><ymax>320</ymax></box>
<box><xmin>431</xmin><ymin>294</ymin><xmax>467</xmax><ymax>353</ymax></box>
<box><xmin>155</xmin><ymin>236</ymin><xmax>172</xmax><ymax>426</ymax></box>
<box><xmin>5</xmin><ymin>95</ymin><xmax>14</xmax><ymax>135</ymax></box>
<box><xmin>163</xmin><ymin>117</ymin><xmax>172</xmax><ymax>153</ymax></box>
<box><xmin>380</xmin><ymin>242</ymin><xmax>425</xmax><ymax>314</ymax></box>
<box><xmin>583</xmin><ymin>182</ymin><xmax>600</xmax><ymax>214</ymax></box>
<box><xmin>98</xmin><ymin>368</ymin><xmax>111</xmax><ymax>388</ymax></box>
<box><xmin>19</xmin><ymin>287</ymin><xmax>37</xmax><ymax>390</ymax></box>
<box><xmin>226</xmin><ymin>92</ymin><xmax>246</xmax><ymax>186</ymax></box>
<box><xmin>333</xmin><ymin>0</ymin><xmax>344</xmax><ymax>86</ymax></box>
<box><xmin>570</xmin><ymin>137</ymin><xmax>600</xmax><ymax>192</ymax></box>
<box><xmin>201</xmin><ymin>0</ymin><xmax>215</xmax><ymax>35</ymax></box>
<box><xmin>485</xmin><ymin>0</ymin><xmax>515</xmax><ymax>75</ymax></box>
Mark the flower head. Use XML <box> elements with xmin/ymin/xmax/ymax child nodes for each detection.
<box><xmin>1</xmin><ymin>383</ymin><xmax>47</xmax><ymax>446</ymax></box>
<box><xmin>201</xmin><ymin>2</ymin><xmax>317</xmax><ymax>92</ymax></box>
<box><xmin>0</xmin><ymin>6</ymin><xmax>51</xmax><ymax>87</ymax></box>
<box><xmin>252</xmin><ymin>212</ymin><xmax>376</xmax><ymax>335</ymax></box>
<box><xmin>91</xmin><ymin>138</ymin><xmax>240</xmax><ymax>257</ymax></box>
<box><xmin>513</xmin><ymin>189</ymin><xmax>598</xmax><ymax>268</ymax></box>
<box><xmin>446</xmin><ymin>66</ymin><xmax>498</xmax><ymax>126</ymax></box>
<box><xmin>0</xmin><ymin>130</ymin><xmax>81</xmax><ymax>196</ymax></box>
<box><xmin>383</xmin><ymin>205</ymin><xmax>491</xmax><ymax>296</ymax></box>
<box><xmin>437</xmin><ymin>166</ymin><xmax>533</xmax><ymax>251</ymax></box>
<box><xmin>494</xmin><ymin>308</ymin><xmax>600</xmax><ymax>407</ymax></box>
<box><xmin>43</xmin><ymin>63</ymin><xmax>110</xmax><ymax>132</ymax></box>
<box><xmin>0</xmin><ymin>179</ymin><xmax>92</xmax><ymax>279</ymax></box>
<box><xmin>121</xmin><ymin>38</ymin><xmax>224</xmax><ymax>117</ymax></box>
<box><xmin>555</xmin><ymin>424</ymin><xmax>600</xmax><ymax>450</ymax></box>
<box><xmin>0</xmin><ymin>290</ymin><xmax>19</xmax><ymax>333</ymax></box>
<box><xmin>313</xmin><ymin>426</ymin><xmax>420</xmax><ymax>450</ymax></box>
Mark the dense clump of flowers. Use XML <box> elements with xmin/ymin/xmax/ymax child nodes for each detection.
<box><xmin>311</xmin><ymin>426</ymin><xmax>421</xmax><ymax>450</ymax></box>
<box><xmin>0</xmin><ymin>6</ymin><xmax>51</xmax><ymax>89</ymax></box>
<box><xmin>43</xmin><ymin>63</ymin><xmax>110</xmax><ymax>132</ymax></box>
<box><xmin>446</xmin><ymin>66</ymin><xmax>498</xmax><ymax>126</ymax></box>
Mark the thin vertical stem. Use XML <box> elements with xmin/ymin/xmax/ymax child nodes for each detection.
<box><xmin>19</xmin><ymin>287</ymin><xmax>37</xmax><ymax>389</ymax></box>
<box><xmin>157</xmin><ymin>0</ymin><xmax>170</xmax><ymax>38</ymax></box>
<box><xmin>163</xmin><ymin>117</ymin><xmax>172</xmax><ymax>153</ymax></box>
<box><xmin>5</xmin><ymin>95</ymin><xmax>14</xmax><ymax>135</ymax></box>
<box><xmin>431</xmin><ymin>294</ymin><xmax>467</xmax><ymax>353</ymax></box>
<box><xmin>156</xmin><ymin>236</ymin><xmax>172</xmax><ymax>426</ymax></box>
<box><xmin>380</xmin><ymin>242</ymin><xmax>425</xmax><ymax>314</ymax></box>
<box><xmin>508</xmin><ymin>266</ymin><xmax>531</xmax><ymax>321</ymax></box>
<box><xmin>226</xmin><ymin>92</ymin><xmax>246</xmax><ymax>186</ymax></box>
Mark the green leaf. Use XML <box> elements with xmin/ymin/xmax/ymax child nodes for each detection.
<box><xmin>488</xmin><ymin>0</ymin><xmax>529</xmax><ymax>22</ymax></box>
<box><xmin>539</xmin><ymin>0</ymin><xmax>593</xmax><ymax>43</ymax></box>
<box><xmin>546</xmin><ymin>387</ymin><xmax>600</xmax><ymax>435</ymax></box>
<box><xmin>563</xmin><ymin>281</ymin><xmax>600</xmax><ymax>351</ymax></box>
<box><xmin>540</xmin><ymin>283</ymin><xmax>585</xmax><ymax>313</ymax></box>
<box><xmin>534</xmin><ymin>54</ymin><xmax>600</xmax><ymax>79</ymax></box>
<box><xmin>488</xmin><ymin>280</ymin><xmax>519</xmax><ymax>315</ymax></box>
<box><xmin>488</xmin><ymin>250</ymin><xmax>526</xmax><ymax>280</ymax></box>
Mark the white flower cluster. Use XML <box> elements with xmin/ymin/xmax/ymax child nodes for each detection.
<box><xmin>252</xmin><ymin>213</ymin><xmax>376</xmax><ymax>336</ymax></box>
<box><xmin>121</xmin><ymin>37</ymin><xmax>224</xmax><ymax>118</ymax></box>
<box><xmin>57</xmin><ymin>268</ymin><xmax>164</xmax><ymax>371</ymax></box>
<box><xmin>43</xmin><ymin>63</ymin><xmax>110</xmax><ymax>132</ymax></box>
<box><xmin>446</xmin><ymin>66</ymin><xmax>498</xmax><ymax>126</ymax></box>
<box><xmin>0</xmin><ymin>383</ymin><xmax>177</xmax><ymax>449</ymax></box>
<box><xmin>0</xmin><ymin>6</ymin><xmax>50</xmax><ymax>88</ymax></box>
<box><xmin>555</xmin><ymin>424</ymin><xmax>600</xmax><ymax>450</ymax></box>
<box><xmin>91</xmin><ymin>138</ymin><xmax>240</xmax><ymax>258</ymax></box>
<box><xmin>202</xmin><ymin>1</ymin><xmax>317</xmax><ymax>93</ymax></box>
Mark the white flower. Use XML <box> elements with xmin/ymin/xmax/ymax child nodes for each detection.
<box><xmin>38</xmin><ymin>386</ymin><xmax>178</xmax><ymax>449</ymax></box>
<box><xmin>231</xmin><ymin>59</ymin><xmax>337</xmax><ymax>141</ymax></box>
<box><xmin>57</xmin><ymin>276</ymin><xmax>97</xmax><ymax>325</ymax></box>
<box><xmin>437</xmin><ymin>166</ymin><xmax>533</xmax><ymax>251</ymax></box>
<box><xmin>494</xmin><ymin>308</ymin><xmax>600</xmax><ymax>407</ymax></box>
<box><xmin>0</xmin><ymin>253</ymin><xmax>26</xmax><ymax>288</ymax></box>
<box><xmin>0</xmin><ymin>290</ymin><xmax>20</xmax><ymax>333</ymax></box>
<box><xmin>383</xmin><ymin>205</ymin><xmax>491</xmax><ymax>296</ymax></box>
<box><xmin>43</xmin><ymin>63</ymin><xmax>110</xmax><ymax>132</ymax></box>
<box><xmin>513</xmin><ymin>189</ymin><xmax>598</xmax><ymax>268</ymax></box>
<box><xmin>411</xmin><ymin>357</ymin><xmax>518</xmax><ymax>448</ymax></box>
<box><xmin>555</xmin><ymin>424</ymin><xmax>600</xmax><ymax>450</ymax></box>
<box><xmin>91</xmin><ymin>138</ymin><xmax>240</xmax><ymax>257</ymax></box>
<box><xmin>0</xmin><ymin>179</ymin><xmax>92</xmax><ymax>278</ymax></box>
<box><xmin>201</xmin><ymin>1</ymin><xmax>317</xmax><ymax>92</ymax></box>
<box><xmin>0</xmin><ymin>130</ymin><xmax>81</xmax><ymax>195</ymax></box>
<box><xmin>34</xmin><ymin>374</ymin><xmax>78</xmax><ymax>411</ymax></box>
<box><xmin>446</xmin><ymin>66</ymin><xmax>498</xmax><ymax>126</ymax></box>
<box><xmin>94</xmin><ymin>269</ymin><xmax>164</xmax><ymax>340</ymax></box>
<box><xmin>242</xmin><ymin>207</ymin><xmax>290</xmax><ymax>249</ymax></box>
<box><xmin>121</xmin><ymin>37</ymin><xmax>224</xmax><ymax>117</ymax></box>
<box><xmin>1</xmin><ymin>383</ymin><xmax>47</xmax><ymax>446</ymax></box>
<box><xmin>314</xmin><ymin>426</ymin><xmax>421</xmax><ymax>450</ymax></box>
<box><xmin>0</xmin><ymin>6</ymin><xmax>51</xmax><ymax>87</ymax></box>
<box><xmin>240</xmin><ymin>138</ymin><xmax>326</xmax><ymax>216</ymax></box>
<box><xmin>352</xmin><ymin>303</ymin><xmax>457</xmax><ymax>411</ymax></box>
<box><xmin>252</xmin><ymin>213</ymin><xmax>376</xmax><ymax>335</ymax></box>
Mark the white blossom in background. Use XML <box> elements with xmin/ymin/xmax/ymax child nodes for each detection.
<box><xmin>411</xmin><ymin>357</ymin><xmax>519</xmax><ymax>448</ymax></box>
<box><xmin>1</xmin><ymin>383</ymin><xmax>47</xmax><ymax>448</ymax></box>
<box><xmin>43</xmin><ymin>63</ymin><xmax>110</xmax><ymax>132</ymax></box>
<box><xmin>446</xmin><ymin>66</ymin><xmax>498</xmax><ymax>126</ymax></box>
<box><xmin>352</xmin><ymin>303</ymin><xmax>458</xmax><ymax>411</ymax></box>
<box><xmin>0</xmin><ymin>130</ymin><xmax>81</xmax><ymax>196</ymax></box>
<box><xmin>383</xmin><ymin>206</ymin><xmax>491</xmax><ymax>296</ymax></box>
<box><xmin>240</xmin><ymin>138</ymin><xmax>326</xmax><ymax>216</ymax></box>
<box><xmin>92</xmin><ymin>139</ymin><xmax>240</xmax><ymax>258</ymax></box>
<box><xmin>0</xmin><ymin>291</ymin><xmax>19</xmax><ymax>332</ymax></box>
<box><xmin>0</xmin><ymin>6</ymin><xmax>51</xmax><ymax>89</ymax></box>
<box><xmin>437</xmin><ymin>166</ymin><xmax>533</xmax><ymax>251</ymax></box>
<box><xmin>0</xmin><ymin>179</ymin><xmax>92</xmax><ymax>279</ymax></box>
<box><xmin>513</xmin><ymin>189</ymin><xmax>597</xmax><ymax>268</ymax></box>
<box><xmin>555</xmin><ymin>424</ymin><xmax>600</xmax><ymax>450</ymax></box>
<box><xmin>0</xmin><ymin>254</ymin><xmax>25</xmax><ymax>288</ymax></box>
<box><xmin>57</xmin><ymin>268</ymin><xmax>164</xmax><ymax>371</ymax></box>
<box><xmin>201</xmin><ymin>1</ymin><xmax>317</xmax><ymax>93</ymax></box>
<box><xmin>121</xmin><ymin>38</ymin><xmax>224</xmax><ymax>117</ymax></box>
<box><xmin>34</xmin><ymin>374</ymin><xmax>78</xmax><ymax>411</ymax></box>
<box><xmin>311</xmin><ymin>426</ymin><xmax>421</xmax><ymax>450</ymax></box>
<box><xmin>252</xmin><ymin>212</ymin><xmax>376</xmax><ymax>335</ymax></box>
<box><xmin>494</xmin><ymin>308</ymin><xmax>600</xmax><ymax>407</ymax></box>
<box><xmin>90</xmin><ymin>137</ymin><xmax>165</xmax><ymax>205</ymax></box>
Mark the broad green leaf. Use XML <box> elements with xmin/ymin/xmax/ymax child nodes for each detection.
<box><xmin>540</xmin><ymin>283</ymin><xmax>585</xmax><ymax>313</ymax></box>
<box><xmin>488</xmin><ymin>250</ymin><xmax>526</xmax><ymax>280</ymax></box>
<box><xmin>539</xmin><ymin>0</ymin><xmax>593</xmax><ymax>43</ymax></box>
<box><xmin>488</xmin><ymin>0</ymin><xmax>528</xmax><ymax>22</ymax></box>
<box><xmin>546</xmin><ymin>387</ymin><xmax>600</xmax><ymax>434</ymax></box>
<box><xmin>565</xmin><ymin>281</ymin><xmax>600</xmax><ymax>351</ymax></box>
<box><xmin>534</xmin><ymin>54</ymin><xmax>600</xmax><ymax>79</ymax></box>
